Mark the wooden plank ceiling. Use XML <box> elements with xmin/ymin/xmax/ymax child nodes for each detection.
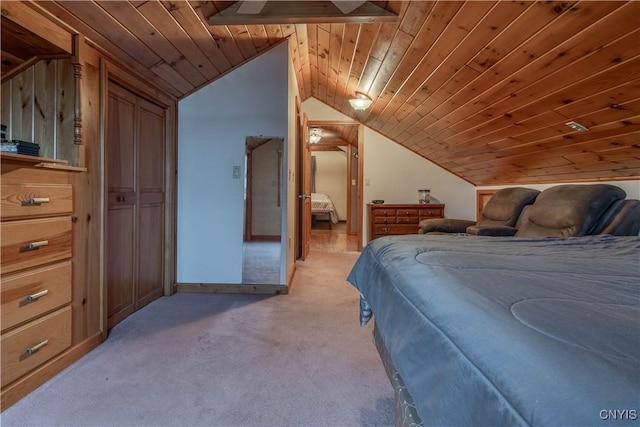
<box><xmin>23</xmin><ymin>0</ymin><xmax>640</xmax><ymax>185</ymax></box>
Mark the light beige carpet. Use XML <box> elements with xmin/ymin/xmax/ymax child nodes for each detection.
<box><xmin>1</xmin><ymin>251</ymin><xmax>394</xmax><ymax>427</ymax></box>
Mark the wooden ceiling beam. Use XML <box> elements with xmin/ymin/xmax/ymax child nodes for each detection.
<box><xmin>205</xmin><ymin>1</ymin><xmax>398</xmax><ymax>25</ymax></box>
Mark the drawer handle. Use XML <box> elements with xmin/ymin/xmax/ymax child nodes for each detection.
<box><xmin>21</xmin><ymin>240</ymin><xmax>49</xmax><ymax>252</ymax></box>
<box><xmin>22</xmin><ymin>197</ymin><xmax>50</xmax><ymax>206</ymax></box>
<box><xmin>24</xmin><ymin>289</ymin><xmax>49</xmax><ymax>304</ymax></box>
<box><xmin>25</xmin><ymin>340</ymin><xmax>49</xmax><ymax>356</ymax></box>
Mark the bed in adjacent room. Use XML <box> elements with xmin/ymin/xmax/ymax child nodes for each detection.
<box><xmin>347</xmin><ymin>234</ymin><xmax>640</xmax><ymax>426</ymax></box>
<box><xmin>311</xmin><ymin>192</ymin><xmax>339</xmax><ymax>226</ymax></box>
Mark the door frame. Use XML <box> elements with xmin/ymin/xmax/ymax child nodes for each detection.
<box><xmin>101</xmin><ymin>58</ymin><xmax>177</xmax><ymax>336</ymax></box>
<box><xmin>299</xmin><ymin>119</ymin><xmax>364</xmax><ymax>253</ymax></box>
<box><xmin>244</xmin><ymin>136</ymin><xmax>284</xmax><ymax>242</ymax></box>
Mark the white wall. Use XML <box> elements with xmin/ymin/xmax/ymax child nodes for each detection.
<box><xmin>177</xmin><ymin>43</ymin><xmax>289</xmax><ymax>284</ymax></box>
<box><xmin>314</xmin><ymin>150</ymin><xmax>347</xmax><ymax>221</ymax></box>
<box><xmin>302</xmin><ymin>98</ymin><xmax>477</xmax><ymax>243</ymax></box>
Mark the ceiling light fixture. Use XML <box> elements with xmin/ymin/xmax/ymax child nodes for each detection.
<box><xmin>566</xmin><ymin>121</ymin><xmax>589</xmax><ymax>132</ymax></box>
<box><xmin>349</xmin><ymin>91</ymin><xmax>373</xmax><ymax>111</ymax></box>
<box><xmin>309</xmin><ymin>127</ymin><xmax>322</xmax><ymax>144</ymax></box>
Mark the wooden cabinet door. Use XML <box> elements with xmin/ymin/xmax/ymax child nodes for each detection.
<box><xmin>136</xmin><ymin>99</ymin><xmax>165</xmax><ymax>307</ymax></box>
<box><xmin>106</xmin><ymin>84</ymin><xmax>165</xmax><ymax>329</ymax></box>
<box><xmin>106</xmin><ymin>84</ymin><xmax>137</xmax><ymax>329</ymax></box>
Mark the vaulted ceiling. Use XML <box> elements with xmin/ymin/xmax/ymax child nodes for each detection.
<box><xmin>7</xmin><ymin>1</ymin><xmax>640</xmax><ymax>185</ymax></box>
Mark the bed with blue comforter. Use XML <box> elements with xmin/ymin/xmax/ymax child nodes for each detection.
<box><xmin>347</xmin><ymin>234</ymin><xmax>639</xmax><ymax>426</ymax></box>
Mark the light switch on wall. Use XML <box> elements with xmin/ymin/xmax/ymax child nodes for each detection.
<box><xmin>365</xmin><ymin>178</ymin><xmax>371</xmax><ymax>186</ymax></box>
<box><xmin>233</xmin><ymin>166</ymin><xmax>241</xmax><ymax>179</ymax></box>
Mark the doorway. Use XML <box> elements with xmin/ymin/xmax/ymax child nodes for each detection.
<box><xmin>299</xmin><ymin>120</ymin><xmax>363</xmax><ymax>257</ymax></box>
<box><xmin>243</xmin><ymin>136</ymin><xmax>284</xmax><ymax>284</ymax></box>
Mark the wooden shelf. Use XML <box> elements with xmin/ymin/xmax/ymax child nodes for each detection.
<box><xmin>1</xmin><ymin>153</ymin><xmax>86</xmax><ymax>172</ymax></box>
<box><xmin>35</xmin><ymin>163</ymin><xmax>87</xmax><ymax>172</ymax></box>
<box><xmin>1</xmin><ymin>152</ymin><xmax>69</xmax><ymax>164</ymax></box>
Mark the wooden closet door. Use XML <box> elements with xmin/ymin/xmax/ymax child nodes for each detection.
<box><xmin>106</xmin><ymin>83</ymin><xmax>137</xmax><ymax>329</ymax></box>
<box><xmin>136</xmin><ymin>99</ymin><xmax>165</xmax><ymax>308</ymax></box>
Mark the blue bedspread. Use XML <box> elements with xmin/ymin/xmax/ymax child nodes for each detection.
<box><xmin>347</xmin><ymin>234</ymin><xmax>640</xmax><ymax>426</ymax></box>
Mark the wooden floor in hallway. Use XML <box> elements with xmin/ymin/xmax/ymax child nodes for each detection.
<box><xmin>310</xmin><ymin>221</ymin><xmax>359</xmax><ymax>253</ymax></box>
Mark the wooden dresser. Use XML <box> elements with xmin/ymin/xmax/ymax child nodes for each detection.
<box><xmin>0</xmin><ymin>157</ymin><xmax>74</xmax><ymax>394</ymax></box>
<box><xmin>368</xmin><ymin>203</ymin><xmax>445</xmax><ymax>241</ymax></box>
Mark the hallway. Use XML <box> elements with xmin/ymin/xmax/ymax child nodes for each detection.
<box><xmin>310</xmin><ymin>221</ymin><xmax>359</xmax><ymax>253</ymax></box>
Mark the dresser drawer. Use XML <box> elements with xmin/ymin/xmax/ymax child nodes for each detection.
<box><xmin>397</xmin><ymin>216</ymin><xmax>419</xmax><ymax>224</ymax></box>
<box><xmin>373</xmin><ymin>224</ymin><xmax>420</xmax><ymax>236</ymax></box>
<box><xmin>1</xmin><ymin>262</ymin><xmax>72</xmax><ymax>332</ymax></box>
<box><xmin>1</xmin><ymin>184</ymin><xmax>73</xmax><ymax>220</ymax></box>
<box><xmin>396</xmin><ymin>209</ymin><xmax>418</xmax><ymax>217</ymax></box>
<box><xmin>1</xmin><ymin>217</ymin><xmax>73</xmax><ymax>275</ymax></box>
<box><xmin>374</xmin><ymin>216</ymin><xmax>397</xmax><ymax>224</ymax></box>
<box><xmin>1</xmin><ymin>306</ymin><xmax>72</xmax><ymax>387</ymax></box>
<box><xmin>372</xmin><ymin>209</ymin><xmax>396</xmax><ymax>217</ymax></box>
<box><xmin>419</xmin><ymin>207</ymin><xmax>444</xmax><ymax>218</ymax></box>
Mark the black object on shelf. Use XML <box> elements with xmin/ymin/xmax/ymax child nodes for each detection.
<box><xmin>1</xmin><ymin>140</ymin><xmax>41</xmax><ymax>156</ymax></box>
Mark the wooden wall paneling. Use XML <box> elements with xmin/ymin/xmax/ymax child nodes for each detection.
<box><xmin>355</xmin><ymin>55</ymin><xmax>381</xmax><ymax>104</ymax></box>
<box><xmin>373</xmin><ymin>1</ymin><xmax>464</xmax><ymax>133</ymax></box>
<box><xmin>307</xmin><ymin>23</ymin><xmax>319</xmax><ymax>97</ymax></box>
<box><xmin>10</xmin><ymin>67</ymin><xmax>33</xmax><ymax>143</ymax></box>
<box><xmin>33</xmin><ymin>60</ymin><xmax>57</xmax><ymax>159</ymax></box>
<box><xmin>70</xmin><ymin>49</ymin><xmax>103</xmax><ymax>341</ymax></box>
<box><xmin>246</xmin><ymin>24</ymin><xmax>271</xmax><ymax>52</ymax></box>
<box><xmin>45</xmin><ymin>1</ymin><xmax>185</xmax><ymax>98</ymax></box>
<box><xmin>0</xmin><ymin>1</ymin><xmax>73</xmax><ymax>54</ymax></box>
<box><xmin>366</xmin><ymin>25</ymin><xmax>413</xmax><ymax>102</ymax></box>
<box><xmin>160</xmin><ymin>1</ymin><xmax>232</xmax><ymax>74</ymax></box>
<box><xmin>97</xmin><ymin>1</ymin><xmax>206</xmax><ymax>89</ymax></box>
<box><xmin>365</xmin><ymin>1</ymin><xmax>439</xmax><ymax>126</ymax></box>
<box><xmin>23</xmin><ymin>0</ymin><xmax>638</xmax><ymax>186</ymax></box>
<box><xmin>398</xmin><ymin>1</ymin><xmax>535</xmax><ymax>146</ymax></box>
<box><xmin>137</xmin><ymin>1</ymin><xmax>221</xmax><ymax>81</ymax></box>
<box><xmin>554</xmin><ymin>79</ymin><xmax>640</xmax><ymax>119</ymax></box>
<box><xmin>339</xmin><ymin>23</ymin><xmax>380</xmax><ymax>112</ymax></box>
<box><xmin>265</xmin><ymin>23</ymin><xmax>284</xmax><ymax>43</ymax></box>
<box><xmin>384</xmin><ymin>1</ymin><xmax>497</xmax><ymax>141</ymax></box>
<box><xmin>418</xmin><ymin>2</ymin><xmax>627</xmax><ymax>140</ymax></box>
<box><xmin>287</xmin><ymin>26</ymin><xmax>305</xmax><ymax>100</ymax></box>
<box><xmin>189</xmin><ymin>1</ymin><xmax>246</xmax><ymax>65</ymax></box>
<box><xmin>50</xmin><ymin>1</ymin><xmax>159</xmax><ymax>70</ymax></box>
<box><xmin>55</xmin><ymin>59</ymin><xmax>75</xmax><ymax>162</ymax></box>
<box><xmin>226</xmin><ymin>25</ymin><xmax>259</xmax><ymax>60</ymax></box>
<box><xmin>294</xmin><ymin>24</ymin><xmax>312</xmax><ymax>99</ymax></box>
<box><xmin>469</xmin><ymin>60</ymin><xmax>640</xmax><ymax>156</ymax></box>
<box><xmin>37</xmin><ymin>2</ymin><xmax>179</xmax><ymax>99</ymax></box>
<box><xmin>367</xmin><ymin>2</ymin><xmax>442</xmax><ymax>127</ymax></box>
<box><xmin>1</xmin><ymin>80</ymin><xmax>10</xmax><ymax>133</ymax></box>
<box><xmin>325</xmin><ymin>24</ymin><xmax>344</xmax><ymax>107</ymax></box>
<box><xmin>446</xmin><ymin>28</ymin><xmax>640</xmax><ymax>143</ymax></box>
<box><xmin>403</xmin><ymin>2</ymin><xmax>583</xmax><ymax>142</ymax></box>
<box><xmin>316</xmin><ymin>24</ymin><xmax>331</xmax><ymax>101</ymax></box>
<box><xmin>332</xmin><ymin>23</ymin><xmax>359</xmax><ymax>111</ymax></box>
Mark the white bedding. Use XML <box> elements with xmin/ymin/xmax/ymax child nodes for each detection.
<box><xmin>311</xmin><ymin>193</ymin><xmax>339</xmax><ymax>224</ymax></box>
